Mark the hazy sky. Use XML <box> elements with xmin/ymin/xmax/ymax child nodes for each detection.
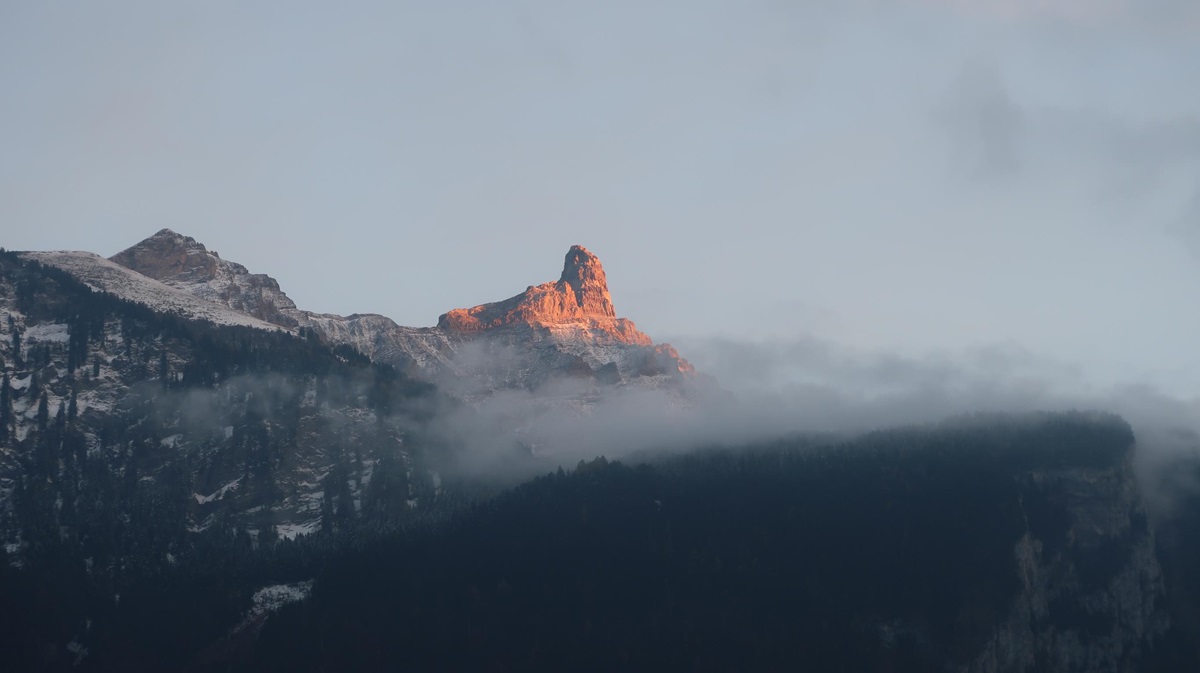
<box><xmin>3</xmin><ymin>1</ymin><xmax>1199</xmax><ymax>397</ymax></box>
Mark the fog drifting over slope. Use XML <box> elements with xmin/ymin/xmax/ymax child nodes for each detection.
<box><xmin>672</xmin><ymin>335</ymin><xmax>1200</xmax><ymax>513</ymax></box>
<box><xmin>423</xmin><ymin>333</ymin><xmax>1200</xmax><ymax>519</ymax></box>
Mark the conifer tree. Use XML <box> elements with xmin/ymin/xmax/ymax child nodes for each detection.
<box><xmin>0</xmin><ymin>373</ymin><xmax>9</xmax><ymax>444</ymax></box>
<box><xmin>159</xmin><ymin>348</ymin><xmax>169</xmax><ymax>388</ymax></box>
<box><xmin>320</xmin><ymin>475</ymin><xmax>336</xmax><ymax>535</ymax></box>
<box><xmin>34</xmin><ymin>392</ymin><xmax>52</xmax><ymax>477</ymax></box>
<box><xmin>36</xmin><ymin>391</ymin><xmax>49</xmax><ymax>432</ymax></box>
<box><xmin>67</xmin><ymin>329</ymin><xmax>77</xmax><ymax>374</ymax></box>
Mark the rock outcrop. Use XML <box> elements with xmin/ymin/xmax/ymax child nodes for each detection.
<box><xmin>438</xmin><ymin>245</ymin><xmax>650</xmax><ymax>345</ymax></box>
<box><xmin>110</xmin><ymin>229</ymin><xmax>304</xmax><ymax>328</ymax></box>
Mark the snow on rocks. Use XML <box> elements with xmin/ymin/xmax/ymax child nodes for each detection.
<box><xmin>23</xmin><ymin>322</ymin><xmax>70</xmax><ymax>344</ymax></box>
<box><xmin>194</xmin><ymin>477</ymin><xmax>242</xmax><ymax>505</ymax></box>
<box><xmin>21</xmin><ymin>251</ymin><xmax>287</xmax><ymax>332</ymax></box>
<box><xmin>250</xmin><ymin>581</ymin><xmax>314</xmax><ymax>617</ymax></box>
<box><xmin>276</xmin><ymin>520</ymin><xmax>320</xmax><ymax>541</ymax></box>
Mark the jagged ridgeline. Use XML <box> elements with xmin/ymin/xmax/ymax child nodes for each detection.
<box><xmin>99</xmin><ymin>229</ymin><xmax>699</xmax><ymax>394</ymax></box>
<box><xmin>0</xmin><ymin>250</ymin><xmax>449</xmax><ymax>669</ymax></box>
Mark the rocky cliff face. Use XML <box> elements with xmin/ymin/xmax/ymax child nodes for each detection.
<box><xmin>109</xmin><ymin>229</ymin><xmax>305</xmax><ymax>328</ymax></box>
<box><xmin>962</xmin><ymin>452</ymin><xmax>1168</xmax><ymax>673</ymax></box>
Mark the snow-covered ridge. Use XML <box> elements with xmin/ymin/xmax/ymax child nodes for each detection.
<box><xmin>21</xmin><ymin>251</ymin><xmax>289</xmax><ymax>332</ymax></box>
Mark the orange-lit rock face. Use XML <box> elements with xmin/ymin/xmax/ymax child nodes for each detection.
<box><xmin>439</xmin><ymin>245</ymin><xmax>652</xmax><ymax>345</ymax></box>
<box><xmin>560</xmin><ymin>245</ymin><xmax>616</xmax><ymax>318</ymax></box>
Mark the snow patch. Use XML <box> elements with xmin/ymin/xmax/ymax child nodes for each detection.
<box><xmin>78</xmin><ymin>391</ymin><xmax>113</xmax><ymax>414</ymax></box>
<box><xmin>277</xmin><ymin>520</ymin><xmax>319</xmax><ymax>540</ymax></box>
<box><xmin>66</xmin><ymin>640</ymin><xmax>89</xmax><ymax>665</ymax></box>
<box><xmin>249</xmin><ymin>580</ymin><xmax>314</xmax><ymax>617</ymax></box>
<box><xmin>194</xmin><ymin>477</ymin><xmax>241</xmax><ymax>505</ymax></box>
<box><xmin>24</xmin><ymin>322</ymin><xmax>70</xmax><ymax>344</ymax></box>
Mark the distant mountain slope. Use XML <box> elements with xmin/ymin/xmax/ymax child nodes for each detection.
<box><xmin>22</xmin><ymin>250</ymin><xmax>285</xmax><ymax>331</ymax></box>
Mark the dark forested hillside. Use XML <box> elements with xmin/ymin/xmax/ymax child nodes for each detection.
<box><xmin>249</xmin><ymin>413</ymin><xmax>1170</xmax><ymax>673</ymax></box>
<box><xmin>0</xmin><ymin>251</ymin><xmax>448</xmax><ymax>671</ymax></box>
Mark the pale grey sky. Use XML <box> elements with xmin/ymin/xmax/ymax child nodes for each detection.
<box><xmin>2</xmin><ymin>1</ymin><xmax>1199</xmax><ymax>397</ymax></box>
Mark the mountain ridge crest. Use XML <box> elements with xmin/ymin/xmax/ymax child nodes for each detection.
<box><xmin>100</xmin><ymin>229</ymin><xmax>696</xmax><ymax>391</ymax></box>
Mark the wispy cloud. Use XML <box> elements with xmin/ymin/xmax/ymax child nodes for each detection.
<box><xmin>913</xmin><ymin>0</ymin><xmax>1200</xmax><ymax>28</ymax></box>
<box><xmin>937</xmin><ymin>60</ymin><xmax>1022</xmax><ymax>179</ymax></box>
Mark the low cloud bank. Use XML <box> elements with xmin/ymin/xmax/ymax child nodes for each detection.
<box><xmin>424</xmin><ymin>335</ymin><xmax>1200</xmax><ymax>513</ymax></box>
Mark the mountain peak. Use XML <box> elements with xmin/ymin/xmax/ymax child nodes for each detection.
<box><xmin>559</xmin><ymin>245</ymin><xmax>614</xmax><ymax>318</ymax></box>
<box><xmin>560</xmin><ymin>244</ymin><xmax>599</xmax><ymax>280</ymax></box>
<box><xmin>142</xmin><ymin>228</ymin><xmax>211</xmax><ymax>252</ymax></box>
<box><xmin>438</xmin><ymin>245</ymin><xmax>647</xmax><ymax>344</ymax></box>
<box><xmin>111</xmin><ymin>229</ymin><xmax>214</xmax><ymax>283</ymax></box>
<box><xmin>110</xmin><ymin>229</ymin><xmax>301</xmax><ymax>327</ymax></box>
<box><xmin>151</xmin><ymin>227</ymin><xmax>184</xmax><ymax>239</ymax></box>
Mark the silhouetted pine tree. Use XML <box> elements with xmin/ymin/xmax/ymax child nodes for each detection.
<box><xmin>36</xmin><ymin>391</ymin><xmax>48</xmax><ymax>432</ymax></box>
<box><xmin>159</xmin><ymin>348</ymin><xmax>169</xmax><ymax>388</ymax></box>
<box><xmin>0</xmin><ymin>373</ymin><xmax>9</xmax><ymax>445</ymax></box>
<box><xmin>10</xmin><ymin>327</ymin><xmax>20</xmax><ymax>369</ymax></box>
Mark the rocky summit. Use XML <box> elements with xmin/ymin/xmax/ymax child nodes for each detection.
<box><xmin>109</xmin><ymin>228</ymin><xmax>304</xmax><ymax>329</ymax></box>
<box><xmin>438</xmin><ymin>245</ymin><xmax>650</xmax><ymax>345</ymax></box>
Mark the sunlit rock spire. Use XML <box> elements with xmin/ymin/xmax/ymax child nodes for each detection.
<box><xmin>437</xmin><ymin>245</ymin><xmax>651</xmax><ymax>345</ymax></box>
